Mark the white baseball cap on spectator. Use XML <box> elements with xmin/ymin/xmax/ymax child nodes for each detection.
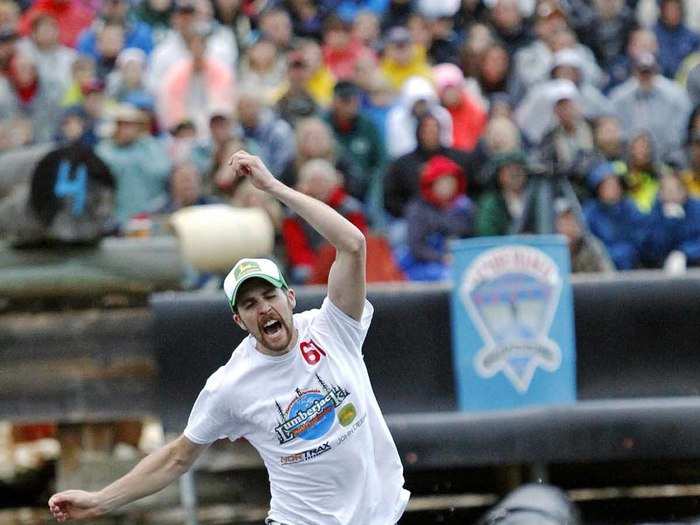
<box><xmin>116</xmin><ymin>47</ymin><xmax>146</xmax><ymax>69</ymax></box>
<box><xmin>547</xmin><ymin>78</ymin><xmax>579</xmax><ymax>104</ymax></box>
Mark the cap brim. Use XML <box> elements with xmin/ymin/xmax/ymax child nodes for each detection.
<box><xmin>229</xmin><ymin>273</ymin><xmax>286</xmax><ymax>309</ymax></box>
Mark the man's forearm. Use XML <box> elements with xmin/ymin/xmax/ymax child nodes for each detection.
<box><xmin>95</xmin><ymin>438</ymin><xmax>194</xmax><ymax>514</ymax></box>
<box><xmin>269</xmin><ymin>180</ymin><xmax>365</xmax><ymax>253</ymax></box>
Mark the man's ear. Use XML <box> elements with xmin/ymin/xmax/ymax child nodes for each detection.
<box><xmin>233</xmin><ymin>312</ymin><xmax>248</xmax><ymax>331</ymax></box>
<box><xmin>286</xmin><ymin>288</ymin><xmax>296</xmax><ymax>310</ymax></box>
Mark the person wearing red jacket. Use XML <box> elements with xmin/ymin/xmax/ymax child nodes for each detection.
<box><xmin>433</xmin><ymin>62</ymin><xmax>487</xmax><ymax>152</ymax></box>
<box><xmin>282</xmin><ymin>158</ymin><xmax>368</xmax><ymax>284</ymax></box>
<box><xmin>19</xmin><ymin>0</ymin><xmax>94</xmax><ymax>48</ymax></box>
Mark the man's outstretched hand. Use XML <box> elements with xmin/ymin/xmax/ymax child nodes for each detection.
<box><xmin>227</xmin><ymin>150</ymin><xmax>279</xmax><ymax>193</ymax></box>
<box><xmin>48</xmin><ymin>490</ymin><xmax>103</xmax><ymax>522</ymax></box>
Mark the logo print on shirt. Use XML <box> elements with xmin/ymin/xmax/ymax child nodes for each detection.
<box><xmin>274</xmin><ymin>374</ymin><xmax>350</xmax><ymax>445</ymax></box>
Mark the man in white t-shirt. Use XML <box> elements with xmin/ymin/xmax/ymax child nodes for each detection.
<box><xmin>48</xmin><ymin>151</ymin><xmax>410</xmax><ymax>525</ymax></box>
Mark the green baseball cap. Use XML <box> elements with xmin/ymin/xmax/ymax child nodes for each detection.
<box><xmin>224</xmin><ymin>258</ymin><xmax>288</xmax><ymax>310</ymax></box>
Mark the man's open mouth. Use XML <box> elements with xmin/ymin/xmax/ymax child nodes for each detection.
<box><xmin>262</xmin><ymin>319</ymin><xmax>283</xmax><ymax>336</ymax></box>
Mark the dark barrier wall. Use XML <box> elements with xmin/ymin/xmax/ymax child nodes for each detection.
<box><xmin>152</xmin><ymin>274</ymin><xmax>700</xmax><ymax>434</ymax></box>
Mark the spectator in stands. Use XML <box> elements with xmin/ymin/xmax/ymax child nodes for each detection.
<box><xmin>151</xmin><ymin>161</ymin><xmax>218</xmax><ymax>214</ymax></box>
<box><xmin>459</xmin><ymin>22</ymin><xmax>494</xmax><ymax>81</ymax></box>
<box><xmin>282</xmin><ymin>158</ymin><xmax>367</xmax><ymax>283</ymax></box>
<box><xmin>147</xmin><ymin>0</ymin><xmax>237</xmax><ymax>93</ymax></box>
<box><xmin>0</xmin><ymin>52</ymin><xmax>63</xmax><ymax>144</ymax></box>
<box><xmin>61</xmin><ymin>54</ymin><xmax>97</xmax><ymax>107</ymax></box>
<box><xmin>578</xmin><ymin>0</ymin><xmax>636</xmax><ymax>74</ymax></box>
<box><xmin>134</xmin><ymin>0</ymin><xmax>174</xmax><ymax>46</ymax></box>
<box><xmin>286</xmin><ymin>0</ymin><xmax>323</xmax><ymax>41</ymax></box>
<box><xmin>55</xmin><ymin>104</ymin><xmax>90</xmax><ymax>145</ymax></box>
<box><xmin>275</xmin><ymin>48</ymin><xmax>319</xmax><ymax>125</ymax></box>
<box><xmin>238</xmin><ymin>38</ymin><xmax>286</xmax><ymax>106</ymax></box>
<box><xmin>538</xmin><ymin>79</ymin><xmax>596</xmax><ymax>193</ymax></box>
<box><xmin>0</xmin><ymin>27</ymin><xmax>17</xmax><ymax>76</ymax></box>
<box><xmin>360</xmin><ymin>72</ymin><xmax>396</xmax><ymax>145</ymax></box>
<box><xmin>625</xmin><ymin>130</ymin><xmax>661</xmax><ymax>212</ymax></box>
<box><xmin>298</xmin><ymin>38</ymin><xmax>336</xmax><ymax>108</ymax></box>
<box><xmin>325</xmin><ymin>80</ymin><xmax>386</xmax><ymax>211</ymax></box>
<box><xmin>379</xmin><ymin>26</ymin><xmax>432</xmax><ymax>90</ymax></box>
<box><xmin>516</xmin><ymin>50</ymin><xmax>613</xmax><ymax>145</ymax></box>
<box><xmin>157</xmin><ymin>28</ymin><xmax>235</xmax><ymax>137</ymax></box>
<box><xmin>76</xmin><ymin>0</ymin><xmax>154</xmax><ymax>60</ymax></box>
<box><xmin>18</xmin><ymin>0</ymin><xmax>94</xmax><ymax>48</ymax></box>
<box><xmin>476</xmin><ymin>42</ymin><xmax>512</xmax><ymax>102</ymax></box>
<box><xmin>191</xmin><ymin>112</ymin><xmax>237</xmax><ymax>189</ymax></box>
<box><xmin>237</xmin><ymin>90</ymin><xmax>296</xmax><ymax>179</ymax></box>
<box><xmin>555</xmin><ymin>197</ymin><xmax>615</xmax><ymax>273</ymax></box>
<box><xmin>681</xmin><ymin>130</ymin><xmax>700</xmax><ymax>197</ymax></box>
<box><xmin>322</xmin><ymin>15</ymin><xmax>370</xmax><ymax>81</ymax></box>
<box><xmin>592</xmin><ymin>115</ymin><xmax>626</xmax><ymax>164</ymax></box>
<box><xmin>475</xmin><ymin>150</ymin><xmax>528</xmax><ymax>236</ymax></box>
<box><xmin>211</xmin><ymin>0</ymin><xmax>254</xmax><ymax>51</ymax></box>
<box><xmin>400</xmin><ymin>155</ymin><xmax>474</xmax><ymax>281</ymax></box>
<box><xmin>643</xmin><ymin>170</ymin><xmax>700</xmax><ymax>268</ymax></box>
<box><xmin>106</xmin><ymin>47</ymin><xmax>149</xmax><ymax>103</ymax></box>
<box><xmin>609</xmin><ymin>51</ymin><xmax>691</xmax><ymax>161</ymax></box>
<box><xmin>258</xmin><ymin>7</ymin><xmax>294</xmax><ymax>52</ymax></box>
<box><xmin>584</xmin><ymin>161</ymin><xmax>648</xmax><ymax>270</ymax></box>
<box><xmin>352</xmin><ymin>10</ymin><xmax>381</xmax><ymax>48</ymax></box>
<box><xmin>607</xmin><ymin>28</ymin><xmax>659</xmax><ymax>92</ymax></box>
<box><xmin>433</xmin><ymin>62</ymin><xmax>487</xmax><ymax>152</ymax></box>
<box><xmin>654</xmin><ymin>0</ymin><xmax>700</xmax><ymax>79</ymax></box>
<box><xmin>426</xmin><ymin>14</ymin><xmax>460</xmax><ymax>65</ymax></box>
<box><xmin>385</xmin><ymin>112</ymin><xmax>471</xmax><ymax>220</ymax></box>
<box><xmin>17</xmin><ymin>13</ymin><xmax>76</xmax><ymax>95</ymax></box>
<box><xmin>486</xmin><ymin>0</ymin><xmax>533</xmax><ymax>55</ymax></box>
<box><xmin>471</xmin><ymin>114</ymin><xmax>523</xmax><ymax>188</ymax></box>
<box><xmin>91</xmin><ymin>22</ymin><xmax>126</xmax><ymax>81</ymax></box>
<box><xmin>511</xmin><ymin>1</ymin><xmax>604</xmax><ymax>102</ymax></box>
<box><xmin>0</xmin><ymin>0</ymin><xmax>19</xmax><ymax>34</ymax></box>
<box><xmin>280</xmin><ymin>116</ymin><xmax>359</xmax><ymax>193</ymax></box>
<box><xmin>96</xmin><ymin>104</ymin><xmax>171</xmax><ymax>226</ymax></box>
<box><xmin>385</xmin><ymin>75</ymin><xmax>452</xmax><ymax>158</ymax></box>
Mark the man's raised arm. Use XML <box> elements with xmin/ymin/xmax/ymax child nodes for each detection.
<box><xmin>229</xmin><ymin>151</ymin><xmax>367</xmax><ymax>320</ymax></box>
<box><xmin>48</xmin><ymin>435</ymin><xmax>208</xmax><ymax>522</ymax></box>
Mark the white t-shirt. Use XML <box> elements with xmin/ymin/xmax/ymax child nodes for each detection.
<box><xmin>184</xmin><ymin>297</ymin><xmax>410</xmax><ymax>525</ymax></box>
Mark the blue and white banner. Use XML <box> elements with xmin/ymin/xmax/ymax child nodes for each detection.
<box><xmin>450</xmin><ymin>235</ymin><xmax>576</xmax><ymax>411</ymax></box>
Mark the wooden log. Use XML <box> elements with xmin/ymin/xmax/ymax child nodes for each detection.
<box><xmin>0</xmin><ymin>308</ymin><xmax>155</xmax><ymax>423</ymax></box>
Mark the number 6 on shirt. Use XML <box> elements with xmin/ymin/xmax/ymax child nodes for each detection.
<box><xmin>300</xmin><ymin>340</ymin><xmax>327</xmax><ymax>365</ymax></box>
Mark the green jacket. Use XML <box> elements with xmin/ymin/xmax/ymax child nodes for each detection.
<box><xmin>475</xmin><ymin>191</ymin><xmax>512</xmax><ymax>236</ymax></box>
<box><xmin>325</xmin><ymin>113</ymin><xmax>386</xmax><ymax>207</ymax></box>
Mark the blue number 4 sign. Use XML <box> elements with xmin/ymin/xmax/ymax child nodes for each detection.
<box><xmin>54</xmin><ymin>160</ymin><xmax>87</xmax><ymax>216</ymax></box>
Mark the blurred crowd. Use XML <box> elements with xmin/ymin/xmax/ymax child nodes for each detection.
<box><xmin>1</xmin><ymin>0</ymin><xmax>700</xmax><ymax>284</ymax></box>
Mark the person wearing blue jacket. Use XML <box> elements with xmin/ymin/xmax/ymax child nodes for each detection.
<box><xmin>583</xmin><ymin>161</ymin><xmax>649</xmax><ymax>270</ymax></box>
<box><xmin>643</xmin><ymin>170</ymin><xmax>700</xmax><ymax>267</ymax></box>
<box><xmin>654</xmin><ymin>0</ymin><xmax>700</xmax><ymax>78</ymax></box>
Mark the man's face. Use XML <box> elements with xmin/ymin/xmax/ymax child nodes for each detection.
<box><xmin>660</xmin><ymin>0</ymin><xmax>683</xmax><ymax>28</ymax></box>
<box><xmin>386</xmin><ymin>40</ymin><xmax>412</xmax><ymax>65</ymax></box>
<box><xmin>598</xmin><ymin>175</ymin><xmax>622</xmax><ymax>204</ymax></box>
<box><xmin>491</xmin><ymin>0</ymin><xmax>522</xmax><ymax>32</ymax></box>
<box><xmin>33</xmin><ymin>17</ymin><xmax>59</xmax><ymax>48</ymax></box>
<box><xmin>554</xmin><ymin>98</ymin><xmax>578</xmax><ymax>128</ymax></box>
<box><xmin>555</xmin><ymin>210</ymin><xmax>581</xmax><ymax>247</ymax></box>
<box><xmin>332</xmin><ymin>95</ymin><xmax>358</xmax><ymax>121</ymax></box>
<box><xmin>418</xmin><ymin>116</ymin><xmax>440</xmax><ymax>151</ymax></box>
<box><xmin>171</xmin><ymin>164</ymin><xmax>201</xmax><ymax>206</ymax></box>
<box><xmin>234</xmin><ymin>280</ymin><xmax>296</xmax><ymax>353</ymax></box>
<box><xmin>114</xmin><ymin>120</ymin><xmax>142</xmax><ymax>145</ymax></box>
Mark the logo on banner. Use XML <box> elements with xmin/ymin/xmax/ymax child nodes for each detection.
<box><xmin>274</xmin><ymin>375</ymin><xmax>350</xmax><ymax>445</ymax></box>
<box><xmin>460</xmin><ymin>246</ymin><xmax>563</xmax><ymax>393</ymax></box>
